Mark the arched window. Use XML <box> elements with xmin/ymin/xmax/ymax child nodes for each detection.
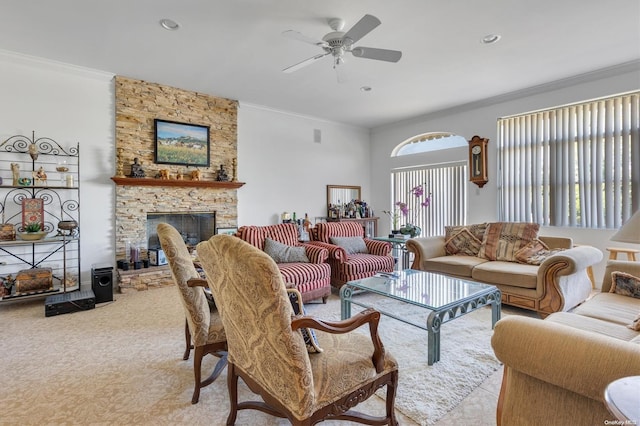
<box><xmin>392</xmin><ymin>132</ymin><xmax>467</xmax><ymax>156</ymax></box>
<box><xmin>389</xmin><ymin>132</ymin><xmax>468</xmax><ymax>237</ymax></box>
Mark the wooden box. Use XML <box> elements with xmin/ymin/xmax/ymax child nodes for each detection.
<box><xmin>0</xmin><ymin>223</ymin><xmax>15</xmax><ymax>241</ymax></box>
<box><xmin>15</xmin><ymin>267</ymin><xmax>53</xmax><ymax>293</ymax></box>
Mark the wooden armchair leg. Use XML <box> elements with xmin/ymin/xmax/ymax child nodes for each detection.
<box><xmin>226</xmin><ymin>363</ymin><xmax>239</xmax><ymax>425</ymax></box>
<box><xmin>183</xmin><ymin>319</ymin><xmax>192</xmax><ymax>360</ymax></box>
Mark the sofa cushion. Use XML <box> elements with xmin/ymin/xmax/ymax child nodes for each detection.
<box><xmin>330</xmin><ymin>236</ymin><xmax>369</xmax><ymax>255</ymax></box>
<box><xmin>609</xmin><ymin>271</ymin><xmax>640</xmax><ymax>298</ymax></box>
<box><xmin>471</xmin><ymin>261</ymin><xmax>538</xmax><ymax>289</ymax></box>
<box><xmin>478</xmin><ymin>222</ymin><xmax>540</xmax><ymax>262</ymax></box>
<box><xmin>264</xmin><ymin>238</ymin><xmax>309</xmax><ymax>263</ymax></box>
<box><xmin>572</xmin><ymin>292</ymin><xmax>640</xmax><ymax>327</ymax></box>
<box><xmin>422</xmin><ymin>255</ymin><xmax>487</xmax><ymax>277</ymax></box>
<box><xmin>629</xmin><ymin>312</ymin><xmax>640</xmax><ymax>331</ymax></box>
<box><xmin>545</xmin><ymin>311</ymin><xmax>640</xmax><ymax>342</ymax></box>
<box><xmin>444</xmin><ymin>229</ymin><xmax>482</xmax><ymax>256</ymax></box>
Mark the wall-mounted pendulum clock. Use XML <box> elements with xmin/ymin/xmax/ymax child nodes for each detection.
<box><xmin>468</xmin><ymin>135</ymin><xmax>489</xmax><ymax>188</ymax></box>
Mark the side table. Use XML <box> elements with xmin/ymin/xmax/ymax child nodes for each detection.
<box><xmin>607</xmin><ymin>247</ymin><xmax>640</xmax><ymax>261</ymax></box>
<box><xmin>604</xmin><ymin>375</ymin><xmax>640</xmax><ymax>424</ymax></box>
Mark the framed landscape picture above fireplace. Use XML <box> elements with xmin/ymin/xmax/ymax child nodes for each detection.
<box><xmin>154</xmin><ymin>119</ymin><xmax>210</xmax><ymax>167</ymax></box>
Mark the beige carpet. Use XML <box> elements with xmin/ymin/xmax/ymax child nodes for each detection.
<box><xmin>0</xmin><ymin>286</ymin><xmax>502</xmax><ymax>425</ymax></box>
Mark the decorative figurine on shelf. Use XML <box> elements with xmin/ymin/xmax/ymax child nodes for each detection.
<box><xmin>176</xmin><ymin>171</ymin><xmax>184</xmax><ymax>181</ymax></box>
<box><xmin>130</xmin><ymin>158</ymin><xmax>145</xmax><ymax>178</ymax></box>
<box><xmin>11</xmin><ymin>163</ymin><xmax>19</xmax><ymax>185</ymax></box>
<box><xmin>158</xmin><ymin>169</ymin><xmax>170</xmax><ymax>180</ymax></box>
<box><xmin>216</xmin><ymin>164</ymin><xmax>229</xmax><ymax>182</ymax></box>
<box><xmin>33</xmin><ymin>166</ymin><xmax>47</xmax><ymax>185</ymax></box>
<box><xmin>28</xmin><ymin>143</ymin><xmax>39</xmax><ymax>161</ymax></box>
<box><xmin>190</xmin><ymin>170</ymin><xmax>201</xmax><ymax>181</ymax></box>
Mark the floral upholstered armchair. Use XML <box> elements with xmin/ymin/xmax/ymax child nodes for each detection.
<box><xmin>309</xmin><ymin>221</ymin><xmax>394</xmax><ymax>288</ymax></box>
<box><xmin>236</xmin><ymin>223</ymin><xmax>331</xmax><ymax>303</ymax></box>
<box><xmin>196</xmin><ymin>234</ymin><xmax>399</xmax><ymax>425</ymax></box>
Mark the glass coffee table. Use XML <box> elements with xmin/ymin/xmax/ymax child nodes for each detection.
<box><xmin>340</xmin><ymin>269</ymin><xmax>501</xmax><ymax>365</ymax></box>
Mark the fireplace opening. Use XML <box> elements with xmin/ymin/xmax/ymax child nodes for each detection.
<box><xmin>146</xmin><ymin>211</ymin><xmax>216</xmax><ymax>251</ymax></box>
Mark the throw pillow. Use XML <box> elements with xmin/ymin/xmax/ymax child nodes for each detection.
<box><xmin>263</xmin><ymin>238</ymin><xmax>309</xmax><ymax>263</ymax></box>
<box><xmin>330</xmin><ymin>236</ymin><xmax>369</xmax><ymax>255</ymax></box>
<box><xmin>609</xmin><ymin>271</ymin><xmax>640</xmax><ymax>299</ymax></box>
<box><xmin>477</xmin><ymin>222</ymin><xmax>540</xmax><ymax>262</ymax></box>
<box><xmin>288</xmin><ymin>289</ymin><xmax>323</xmax><ymax>353</ymax></box>
<box><xmin>445</xmin><ymin>222</ymin><xmax>488</xmax><ymax>241</ymax></box>
<box><xmin>514</xmin><ymin>239</ymin><xmax>564</xmax><ymax>265</ymax></box>
<box><xmin>444</xmin><ymin>228</ymin><xmax>482</xmax><ymax>256</ymax></box>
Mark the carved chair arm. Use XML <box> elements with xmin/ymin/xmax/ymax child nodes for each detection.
<box><xmin>186</xmin><ymin>278</ymin><xmax>208</xmax><ymax>287</ymax></box>
<box><xmin>291</xmin><ymin>308</ymin><xmax>385</xmax><ymax>373</ymax></box>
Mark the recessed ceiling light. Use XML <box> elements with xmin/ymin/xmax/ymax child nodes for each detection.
<box><xmin>360</xmin><ymin>86</ymin><xmax>372</xmax><ymax>92</ymax></box>
<box><xmin>481</xmin><ymin>34</ymin><xmax>501</xmax><ymax>44</ymax></box>
<box><xmin>160</xmin><ymin>18</ymin><xmax>180</xmax><ymax>31</ymax></box>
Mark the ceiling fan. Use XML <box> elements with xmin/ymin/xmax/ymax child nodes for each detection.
<box><xmin>282</xmin><ymin>14</ymin><xmax>402</xmax><ymax>80</ymax></box>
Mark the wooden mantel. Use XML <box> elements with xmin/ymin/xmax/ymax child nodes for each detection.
<box><xmin>111</xmin><ymin>177</ymin><xmax>245</xmax><ymax>189</ymax></box>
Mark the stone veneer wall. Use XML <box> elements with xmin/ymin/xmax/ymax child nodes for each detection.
<box><xmin>114</xmin><ymin>76</ymin><xmax>238</xmax><ymax>290</ymax></box>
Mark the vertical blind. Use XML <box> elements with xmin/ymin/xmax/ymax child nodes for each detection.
<box><xmin>498</xmin><ymin>92</ymin><xmax>639</xmax><ymax>228</ymax></box>
<box><xmin>391</xmin><ymin>162</ymin><xmax>467</xmax><ymax>236</ymax></box>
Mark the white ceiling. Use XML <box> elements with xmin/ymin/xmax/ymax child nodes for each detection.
<box><xmin>2</xmin><ymin>0</ymin><xmax>639</xmax><ymax>128</ymax></box>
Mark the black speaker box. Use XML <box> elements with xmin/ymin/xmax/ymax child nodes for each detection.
<box><xmin>92</xmin><ymin>267</ymin><xmax>114</xmax><ymax>304</ymax></box>
<box><xmin>45</xmin><ymin>289</ymin><xmax>96</xmax><ymax>317</ymax></box>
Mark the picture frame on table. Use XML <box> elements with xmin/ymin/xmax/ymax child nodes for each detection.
<box><xmin>216</xmin><ymin>227</ymin><xmax>238</xmax><ymax>236</ymax></box>
<box><xmin>154</xmin><ymin>119</ymin><xmax>210</xmax><ymax>167</ymax></box>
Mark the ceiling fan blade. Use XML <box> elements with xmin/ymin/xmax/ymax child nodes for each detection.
<box><xmin>342</xmin><ymin>14</ymin><xmax>381</xmax><ymax>45</ymax></box>
<box><xmin>282</xmin><ymin>52</ymin><xmax>330</xmax><ymax>73</ymax></box>
<box><xmin>282</xmin><ymin>30</ymin><xmax>329</xmax><ymax>47</ymax></box>
<box><xmin>351</xmin><ymin>46</ymin><xmax>402</xmax><ymax>62</ymax></box>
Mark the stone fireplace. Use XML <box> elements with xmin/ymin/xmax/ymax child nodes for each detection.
<box><xmin>113</xmin><ymin>75</ymin><xmax>239</xmax><ymax>292</ymax></box>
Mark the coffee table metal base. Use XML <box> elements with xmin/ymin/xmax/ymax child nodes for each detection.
<box><xmin>340</xmin><ymin>284</ymin><xmax>501</xmax><ymax>365</ymax></box>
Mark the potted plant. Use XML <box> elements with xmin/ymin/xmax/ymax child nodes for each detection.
<box><xmin>18</xmin><ymin>222</ymin><xmax>48</xmax><ymax>241</ymax></box>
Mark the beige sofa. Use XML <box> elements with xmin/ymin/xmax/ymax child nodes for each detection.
<box><xmin>407</xmin><ymin>225</ymin><xmax>602</xmax><ymax>316</ymax></box>
<box><xmin>491</xmin><ymin>260</ymin><xmax>640</xmax><ymax>425</ymax></box>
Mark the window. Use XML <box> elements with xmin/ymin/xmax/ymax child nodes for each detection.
<box><xmin>391</xmin><ymin>164</ymin><xmax>467</xmax><ymax>237</ymax></box>
<box><xmin>498</xmin><ymin>92</ymin><xmax>639</xmax><ymax>229</ymax></box>
<box><xmin>392</xmin><ymin>132</ymin><xmax>467</xmax><ymax>156</ymax></box>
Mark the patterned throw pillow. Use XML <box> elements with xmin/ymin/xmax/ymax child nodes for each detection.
<box><xmin>263</xmin><ymin>238</ymin><xmax>309</xmax><ymax>263</ymax></box>
<box><xmin>514</xmin><ymin>239</ymin><xmax>564</xmax><ymax>265</ymax></box>
<box><xmin>444</xmin><ymin>223</ymin><xmax>488</xmax><ymax>245</ymax></box>
<box><xmin>444</xmin><ymin>228</ymin><xmax>482</xmax><ymax>256</ymax></box>
<box><xmin>477</xmin><ymin>222</ymin><xmax>540</xmax><ymax>262</ymax></box>
<box><xmin>288</xmin><ymin>289</ymin><xmax>323</xmax><ymax>353</ymax></box>
<box><xmin>609</xmin><ymin>271</ymin><xmax>640</xmax><ymax>299</ymax></box>
<box><xmin>330</xmin><ymin>236</ymin><xmax>369</xmax><ymax>254</ymax></box>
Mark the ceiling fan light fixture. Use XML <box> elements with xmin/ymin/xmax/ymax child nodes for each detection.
<box><xmin>160</xmin><ymin>18</ymin><xmax>180</xmax><ymax>31</ymax></box>
<box><xmin>481</xmin><ymin>34</ymin><xmax>501</xmax><ymax>44</ymax></box>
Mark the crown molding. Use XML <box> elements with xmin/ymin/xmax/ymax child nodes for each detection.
<box><xmin>0</xmin><ymin>48</ymin><xmax>114</xmax><ymax>81</ymax></box>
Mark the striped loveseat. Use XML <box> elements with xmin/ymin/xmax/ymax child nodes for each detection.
<box><xmin>310</xmin><ymin>221</ymin><xmax>394</xmax><ymax>288</ymax></box>
<box><xmin>236</xmin><ymin>223</ymin><xmax>331</xmax><ymax>303</ymax></box>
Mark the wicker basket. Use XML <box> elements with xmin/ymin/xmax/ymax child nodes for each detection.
<box><xmin>0</xmin><ymin>223</ymin><xmax>15</xmax><ymax>241</ymax></box>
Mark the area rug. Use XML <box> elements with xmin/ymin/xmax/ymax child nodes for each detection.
<box><xmin>0</xmin><ymin>286</ymin><xmax>501</xmax><ymax>425</ymax></box>
<box><xmin>305</xmin><ymin>293</ymin><xmax>502</xmax><ymax>426</ymax></box>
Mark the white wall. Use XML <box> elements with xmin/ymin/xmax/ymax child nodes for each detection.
<box><xmin>237</xmin><ymin>104</ymin><xmax>371</xmax><ymax>226</ymax></box>
<box><xmin>370</xmin><ymin>63</ymin><xmax>640</xmax><ymax>284</ymax></box>
<box><xmin>0</xmin><ymin>50</ymin><xmax>115</xmax><ymax>286</ymax></box>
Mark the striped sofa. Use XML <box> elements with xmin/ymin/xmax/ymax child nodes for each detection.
<box><xmin>236</xmin><ymin>223</ymin><xmax>331</xmax><ymax>303</ymax></box>
<box><xmin>310</xmin><ymin>221</ymin><xmax>394</xmax><ymax>288</ymax></box>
